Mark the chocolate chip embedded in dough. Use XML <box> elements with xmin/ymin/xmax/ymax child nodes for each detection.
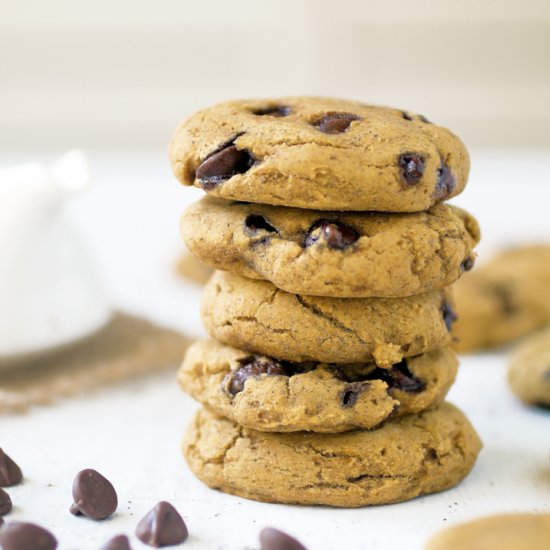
<box><xmin>227</xmin><ymin>357</ymin><xmax>288</xmax><ymax>395</ymax></box>
<box><xmin>398</xmin><ymin>153</ymin><xmax>425</xmax><ymax>186</ymax></box>
<box><xmin>441</xmin><ymin>301</ymin><xmax>458</xmax><ymax>332</ymax></box>
<box><xmin>252</xmin><ymin>105</ymin><xmax>291</xmax><ymax>117</ymax></box>
<box><xmin>303</xmin><ymin>220</ymin><xmax>359</xmax><ymax>250</ymax></box>
<box><xmin>245</xmin><ymin>214</ymin><xmax>278</xmax><ymax>234</ymax></box>
<box><xmin>434</xmin><ymin>162</ymin><xmax>457</xmax><ymax>200</ymax></box>
<box><xmin>314</xmin><ymin>112</ymin><xmax>361</xmax><ymax>134</ymax></box>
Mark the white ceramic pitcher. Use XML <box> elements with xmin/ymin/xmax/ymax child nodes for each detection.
<box><xmin>0</xmin><ymin>151</ymin><xmax>111</xmax><ymax>364</ymax></box>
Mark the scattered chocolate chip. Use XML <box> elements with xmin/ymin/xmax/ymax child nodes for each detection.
<box><xmin>0</xmin><ymin>521</ymin><xmax>57</xmax><ymax>550</ymax></box>
<box><xmin>434</xmin><ymin>162</ymin><xmax>456</xmax><ymax>200</ymax></box>
<box><xmin>341</xmin><ymin>382</ymin><xmax>368</xmax><ymax>407</ymax></box>
<box><xmin>70</xmin><ymin>469</ymin><xmax>118</xmax><ymax>520</ymax></box>
<box><xmin>135</xmin><ymin>501</ymin><xmax>188</xmax><ymax>547</ymax></box>
<box><xmin>303</xmin><ymin>220</ymin><xmax>359</xmax><ymax>250</ymax></box>
<box><xmin>0</xmin><ymin>487</ymin><xmax>12</xmax><ymax>516</ymax></box>
<box><xmin>196</xmin><ymin>136</ymin><xmax>255</xmax><ymax>189</ymax></box>
<box><xmin>398</xmin><ymin>153</ymin><xmax>425</xmax><ymax>186</ymax></box>
<box><xmin>227</xmin><ymin>357</ymin><xmax>288</xmax><ymax>395</ymax></box>
<box><xmin>245</xmin><ymin>214</ymin><xmax>278</xmax><ymax>234</ymax></box>
<box><xmin>0</xmin><ymin>449</ymin><xmax>22</xmax><ymax>487</ymax></box>
<box><xmin>100</xmin><ymin>534</ymin><xmax>132</xmax><ymax>550</ymax></box>
<box><xmin>259</xmin><ymin>527</ymin><xmax>307</xmax><ymax>550</ymax></box>
<box><xmin>252</xmin><ymin>105</ymin><xmax>291</xmax><ymax>117</ymax></box>
<box><xmin>384</xmin><ymin>360</ymin><xmax>426</xmax><ymax>393</ymax></box>
<box><xmin>314</xmin><ymin>112</ymin><xmax>361</xmax><ymax>134</ymax></box>
<box><xmin>441</xmin><ymin>301</ymin><xmax>458</xmax><ymax>332</ymax></box>
<box><xmin>461</xmin><ymin>257</ymin><xmax>475</xmax><ymax>271</ymax></box>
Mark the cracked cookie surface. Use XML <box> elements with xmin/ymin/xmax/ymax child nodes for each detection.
<box><xmin>508</xmin><ymin>327</ymin><xmax>550</xmax><ymax>408</ymax></box>
<box><xmin>182</xmin><ymin>402</ymin><xmax>481</xmax><ymax>507</ymax></box>
<box><xmin>203</xmin><ymin>271</ymin><xmax>456</xmax><ymax>364</ymax></box>
<box><xmin>170</xmin><ymin>97</ymin><xmax>469</xmax><ymax>212</ymax></box>
<box><xmin>453</xmin><ymin>246</ymin><xmax>550</xmax><ymax>352</ymax></box>
<box><xmin>179</xmin><ymin>340</ymin><xmax>458</xmax><ymax>432</ymax></box>
<box><xmin>181</xmin><ymin>197</ymin><xmax>479</xmax><ymax>298</ymax></box>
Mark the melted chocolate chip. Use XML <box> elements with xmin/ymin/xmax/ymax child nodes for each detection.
<box><xmin>70</xmin><ymin>469</ymin><xmax>118</xmax><ymax>520</ymax></box>
<box><xmin>259</xmin><ymin>527</ymin><xmax>307</xmax><ymax>550</ymax></box>
<box><xmin>135</xmin><ymin>501</ymin><xmax>188</xmax><ymax>547</ymax></box>
<box><xmin>0</xmin><ymin>449</ymin><xmax>22</xmax><ymax>487</ymax></box>
<box><xmin>245</xmin><ymin>214</ymin><xmax>278</xmax><ymax>234</ymax></box>
<box><xmin>0</xmin><ymin>487</ymin><xmax>12</xmax><ymax>516</ymax></box>
<box><xmin>341</xmin><ymin>383</ymin><xmax>368</xmax><ymax>407</ymax></box>
<box><xmin>461</xmin><ymin>257</ymin><xmax>475</xmax><ymax>271</ymax></box>
<box><xmin>441</xmin><ymin>301</ymin><xmax>458</xmax><ymax>332</ymax></box>
<box><xmin>100</xmin><ymin>535</ymin><xmax>132</xmax><ymax>550</ymax></box>
<box><xmin>253</xmin><ymin>105</ymin><xmax>291</xmax><ymax>117</ymax></box>
<box><xmin>384</xmin><ymin>360</ymin><xmax>426</xmax><ymax>392</ymax></box>
<box><xmin>196</xmin><ymin>136</ymin><xmax>255</xmax><ymax>188</ymax></box>
<box><xmin>434</xmin><ymin>162</ymin><xmax>456</xmax><ymax>200</ymax></box>
<box><xmin>303</xmin><ymin>220</ymin><xmax>359</xmax><ymax>250</ymax></box>
<box><xmin>0</xmin><ymin>522</ymin><xmax>58</xmax><ymax>550</ymax></box>
<box><xmin>399</xmin><ymin>153</ymin><xmax>425</xmax><ymax>185</ymax></box>
<box><xmin>314</xmin><ymin>112</ymin><xmax>361</xmax><ymax>134</ymax></box>
<box><xmin>228</xmin><ymin>357</ymin><xmax>288</xmax><ymax>395</ymax></box>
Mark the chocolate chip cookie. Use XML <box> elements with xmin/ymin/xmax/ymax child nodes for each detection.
<box><xmin>508</xmin><ymin>327</ymin><xmax>550</xmax><ymax>408</ymax></box>
<box><xmin>182</xmin><ymin>402</ymin><xmax>481</xmax><ymax>507</ymax></box>
<box><xmin>453</xmin><ymin>246</ymin><xmax>550</xmax><ymax>352</ymax></box>
<box><xmin>170</xmin><ymin>97</ymin><xmax>469</xmax><ymax>212</ymax></box>
<box><xmin>425</xmin><ymin>514</ymin><xmax>550</xmax><ymax>550</ymax></box>
<box><xmin>179</xmin><ymin>339</ymin><xmax>458</xmax><ymax>432</ymax></box>
<box><xmin>181</xmin><ymin>197</ymin><xmax>479</xmax><ymax>298</ymax></box>
<box><xmin>202</xmin><ymin>271</ymin><xmax>456</xmax><ymax>365</ymax></box>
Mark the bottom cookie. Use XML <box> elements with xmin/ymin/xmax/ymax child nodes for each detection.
<box><xmin>182</xmin><ymin>402</ymin><xmax>481</xmax><ymax>507</ymax></box>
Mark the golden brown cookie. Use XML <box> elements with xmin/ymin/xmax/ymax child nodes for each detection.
<box><xmin>453</xmin><ymin>246</ymin><xmax>550</xmax><ymax>352</ymax></box>
<box><xmin>508</xmin><ymin>327</ymin><xmax>550</xmax><ymax>408</ymax></box>
<box><xmin>183</xmin><ymin>402</ymin><xmax>481</xmax><ymax>507</ymax></box>
<box><xmin>202</xmin><ymin>271</ymin><xmax>456</xmax><ymax>365</ymax></box>
<box><xmin>170</xmin><ymin>97</ymin><xmax>469</xmax><ymax>212</ymax></box>
<box><xmin>425</xmin><ymin>513</ymin><xmax>550</xmax><ymax>550</ymax></box>
<box><xmin>181</xmin><ymin>197</ymin><xmax>479</xmax><ymax>298</ymax></box>
<box><xmin>179</xmin><ymin>340</ymin><xmax>458</xmax><ymax>432</ymax></box>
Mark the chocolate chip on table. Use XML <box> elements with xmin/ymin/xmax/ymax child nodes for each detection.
<box><xmin>0</xmin><ymin>449</ymin><xmax>23</xmax><ymax>487</ymax></box>
<box><xmin>245</xmin><ymin>214</ymin><xmax>278</xmax><ymax>234</ymax></box>
<box><xmin>135</xmin><ymin>501</ymin><xmax>188</xmax><ymax>548</ymax></box>
<box><xmin>303</xmin><ymin>220</ymin><xmax>359</xmax><ymax>250</ymax></box>
<box><xmin>252</xmin><ymin>105</ymin><xmax>291</xmax><ymax>117</ymax></box>
<box><xmin>341</xmin><ymin>382</ymin><xmax>368</xmax><ymax>407</ymax></box>
<box><xmin>441</xmin><ymin>301</ymin><xmax>458</xmax><ymax>332</ymax></box>
<box><xmin>0</xmin><ymin>487</ymin><xmax>12</xmax><ymax>516</ymax></box>
<box><xmin>100</xmin><ymin>534</ymin><xmax>132</xmax><ymax>550</ymax></box>
<box><xmin>385</xmin><ymin>360</ymin><xmax>426</xmax><ymax>393</ymax></box>
<box><xmin>259</xmin><ymin>527</ymin><xmax>307</xmax><ymax>550</ymax></box>
<box><xmin>196</xmin><ymin>136</ymin><xmax>255</xmax><ymax>189</ymax></box>
<box><xmin>461</xmin><ymin>256</ymin><xmax>475</xmax><ymax>271</ymax></box>
<box><xmin>398</xmin><ymin>153</ymin><xmax>425</xmax><ymax>185</ymax></box>
<box><xmin>70</xmin><ymin>469</ymin><xmax>118</xmax><ymax>520</ymax></box>
<box><xmin>314</xmin><ymin>112</ymin><xmax>361</xmax><ymax>134</ymax></box>
<box><xmin>434</xmin><ymin>162</ymin><xmax>456</xmax><ymax>200</ymax></box>
<box><xmin>227</xmin><ymin>357</ymin><xmax>288</xmax><ymax>395</ymax></box>
<box><xmin>0</xmin><ymin>521</ymin><xmax>57</xmax><ymax>550</ymax></box>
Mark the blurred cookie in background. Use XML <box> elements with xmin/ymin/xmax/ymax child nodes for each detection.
<box><xmin>508</xmin><ymin>327</ymin><xmax>550</xmax><ymax>409</ymax></box>
<box><xmin>176</xmin><ymin>253</ymin><xmax>213</xmax><ymax>285</ymax></box>
<box><xmin>453</xmin><ymin>246</ymin><xmax>550</xmax><ymax>353</ymax></box>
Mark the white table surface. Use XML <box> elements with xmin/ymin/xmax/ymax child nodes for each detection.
<box><xmin>1</xmin><ymin>150</ymin><xmax>550</xmax><ymax>550</ymax></box>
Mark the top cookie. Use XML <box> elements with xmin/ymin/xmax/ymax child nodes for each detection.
<box><xmin>170</xmin><ymin>97</ymin><xmax>469</xmax><ymax>212</ymax></box>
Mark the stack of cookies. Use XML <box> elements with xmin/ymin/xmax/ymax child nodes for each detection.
<box><xmin>170</xmin><ymin>97</ymin><xmax>482</xmax><ymax>507</ymax></box>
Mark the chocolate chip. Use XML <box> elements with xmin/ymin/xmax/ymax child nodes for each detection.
<box><xmin>100</xmin><ymin>534</ymin><xmax>132</xmax><ymax>550</ymax></box>
<box><xmin>341</xmin><ymin>382</ymin><xmax>368</xmax><ymax>407</ymax></box>
<box><xmin>418</xmin><ymin>114</ymin><xmax>431</xmax><ymax>123</ymax></box>
<box><xmin>70</xmin><ymin>469</ymin><xmax>118</xmax><ymax>520</ymax></box>
<box><xmin>252</xmin><ymin>105</ymin><xmax>291</xmax><ymax>117</ymax></box>
<box><xmin>491</xmin><ymin>284</ymin><xmax>519</xmax><ymax>316</ymax></box>
<box><xmin>402</xmin><ymin>111</ymin><xmax>414</xmax><ymax>121</ymax></box>
<box><xmin>314</xmin><ymin>112</ymin><xmax>361</xmax><ymax>134</ymax></box>
<box><xmin>259</xmin><ymin>527</ymin><xmax>307</xmax><ymax>550</ymax></box>
<box><xmin>402</xmin><ymin>112</ymin><xmax>431</xmax><ymax>124</ymax></box>
<box><xmin>399</xmin><ymin>153</ymin><xmax>425</xmax><ymax>185</ymax></box>
<box><xmin>0</xmin><ymin>449</ymin><xmax>22</xmax><ymax>487</ymax></box>
<box><xmin>0</xmin><ymin>487</ymin><xmax>12</xmax><ymax>516</ymax></box>
<box><xmin>196</xmin><ymin>136</ymin><xmax>255</xmax><ymax>189</ymax></box>
<box><xmin>0</xmin><ymin>521</ymin><xmax>57</xmax><ymax>550</ymax></box>
<box><xmin>135</xmin><ymin>501</ymin><xmax>188</xmax><ymax>547</ymax></box>
<box><xmin>303</xmin><ymin>220</ymin><xmax>359</xmax><ymax>250</ymax></box>
<box><xmin>227</xmin><ymin>357</ymin><xmax>288</xmax><ymax>395</ymax></box>
<box><xmin>461</xmin><ymin>257</ymin><xmax>475</xmax><ymax>271</ymax></box>
<box><xmin>441</xmin><ymin>301</ymin><xmax>458</xmax><ymax>332</ymax></box>
<box><xmin>385</xmin><ymin>360</ymin><xmax>426</xmax><ymax>393</ymax></box>
<box><xmin>245</xmin><ymin>214</ymin><xmax>278</xmax><ymax>234</ymax></box>
<box><xmin>434</xmin><ymin>162</ymin><xmax>456</xmax><ymax>200</ymax></box>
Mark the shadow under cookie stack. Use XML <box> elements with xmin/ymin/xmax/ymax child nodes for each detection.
<box><xmin>170</xmin><ymin>97</ymin><xmax>482</xmax><ymax>507</ymax></box>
